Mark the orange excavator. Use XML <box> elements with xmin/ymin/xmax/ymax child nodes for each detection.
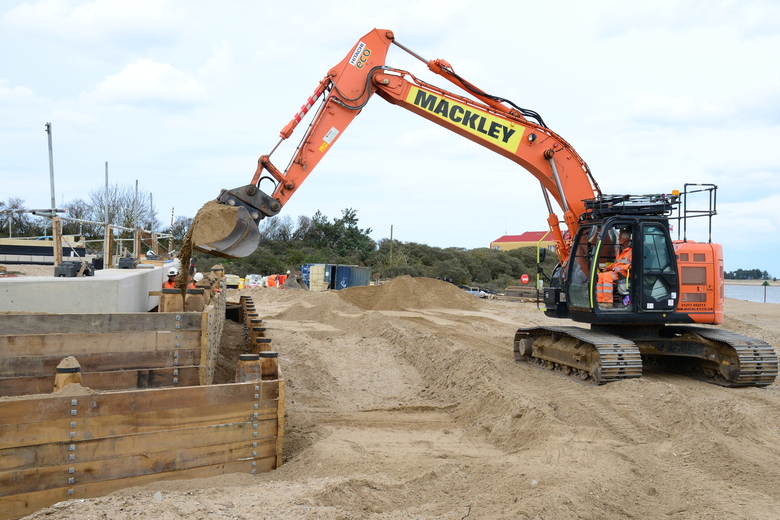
<box><xmin>195</xmin><ymin>29</ymin><xmax>778</xmax><ymax>387</ymax></box>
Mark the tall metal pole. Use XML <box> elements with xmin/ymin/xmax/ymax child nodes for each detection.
<box><xmin>45</xmin><ymin>123</ymin><xmax>56</xmax><ymax>210</ymax></box>
<box><xmin>104</xmin><ymin>161</ymin><xmax>109</xmax><ymax>260</ymax></box>
<box><xmin>134</xmin><ymin>179</ymin><xmax>139</xmax><ymax>258</ymax></box>
<box><xmin>390</xmin><ymin>225</ymin><xmax>393</xmax><ymax>265</ymax></box>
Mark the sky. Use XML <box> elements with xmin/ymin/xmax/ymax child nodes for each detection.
<box><xmin>1</xmin><ymin>0</ymin><xmax>779</xmax><ymax>275</ymax></box>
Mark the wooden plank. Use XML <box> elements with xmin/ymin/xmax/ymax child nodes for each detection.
<box><xmin>0</xmin><ymin>396</ymin><xmax>279</xmax><ymax>450</ymax></box>
<box><xmin>0</xmin><ymin>458</ymin><xmax>274</xmax><ymax>520</ymax></box>
<box><xmin>0</xmin><ymin>436</ymin><xmax>277</xmax><ymax>496</ymax></box>
<box><xmin>83</xmin><ymin>366</ymin><xmax>201</xmax><ymax>390</ymax></box>
<box><xmin>0</xmin><ymin>349</ymin><xmax>201</xmax><ymax>378</ymax></box>
<box><xmin>0</xmin><ymin>401</ymin><xmax>278</xmax><ymax>450</ymax></box>
<box><xmin>199</xmin><ymin>306</ymin><xmax>211</xmax><ymax>385</ymax></box>
<box><xmin>0</xmin><ymin>330</ymin><xmax>201</xmax><ymax>357</ymax></box>
<box><xmin>0</xmin><ymin>313</ymin><xmax>203</xmax><ymax>335</ymax></box>
<box><xmin>0</xmin><ymin>366</ymin><xmax>202</xmax><ymax>397</ymax></box>
<box><xmin>0</xmin><ymin>380</ymin><xmax>279</xmax><ymax>426</ymax></box>
<box><xmin>0</xmin><ymin>419</ymin><xmax>278</xmax><ymax>472</ymax></box>
<box><xmin>277</xmin><ymin>379</ymin><xmax>285</xmax><ymax>467</ymax></box>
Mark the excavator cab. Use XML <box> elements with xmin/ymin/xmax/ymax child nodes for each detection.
<box><xmin>543</xmin><ymin>193</ymin><xmax>681</xmax><ymax>326</ymax></box>
<box><xmin>561</xmin><ymin>217</ymin><xmax>679</xmax><ymax>324</ymax></box>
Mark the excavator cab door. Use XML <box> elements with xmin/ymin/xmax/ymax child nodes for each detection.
<box><xmin>636</xmin><ymin>222</ymin><xmax>678</xmax><ymax>312</ymax></box>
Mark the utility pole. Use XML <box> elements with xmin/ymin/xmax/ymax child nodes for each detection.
<box><xmin>104</xmin><ymin>161</ymin><xmax>110</xmax><ymax>261</ymax></box>
<box><xmin>45</xmin><ymin>123</ymin><xmax>56</xmax><ymax>211</ymax></box>
<box><xmin>390</xmin><ymin>225</ymin><xmax>393</xmax><ymax>264</ymax></box>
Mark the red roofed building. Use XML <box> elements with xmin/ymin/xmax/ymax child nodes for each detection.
<box><xmin>490</xmin><ymin>231</ymin><xmax>559</xmax><ymax>252</ymax></box>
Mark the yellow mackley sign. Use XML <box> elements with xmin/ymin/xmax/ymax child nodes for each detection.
<box><xmin>407</xmin><ymin>86</ymin><xmax>523</xmax><ymax>153</ymax></box>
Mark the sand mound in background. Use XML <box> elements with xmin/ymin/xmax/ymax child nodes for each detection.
<box><xmin>337</xmin><ymin>275</ymin><xmax>482</xmax><ymax>311</ymax></box>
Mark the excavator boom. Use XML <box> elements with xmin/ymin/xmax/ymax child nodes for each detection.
<box><xmin>193</xmin><ymin>28</ymin><xmax>600</xmax><ymax>261</ymax></box>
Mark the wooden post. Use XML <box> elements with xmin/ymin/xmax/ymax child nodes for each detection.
<box><xmin>185</xmin><ymin>289</ymin><xmax>205</xmax><ymax>312</ymax></box>
<box><xmin>276</xmin><ymin>380</ymin><xmax>285</xmax><ymax>468</ymax></box>
<box><xmin>52</xmin><ymin>216</ymin><xmax>63</xmax><ymax>267</ymax></box>
<box><xmin>133</xmin><ymin>227</ymin><xmax>141</xmax><ymax>262</ymax></box>
<box><xmin>105</xmin><ymin>224</ymin><xmax>113</xmax><ymax>267</ymax></box>
<box><xmin>53</xmin><ymin>356</ymin><xmax>82</xmax><ymax>392</ymax></box>
<box><xmin>235</xmin><ymin>353</ymin><xmax>262</xmax><ymax>382</ymax></box>
<box><xmin>259</xmin><ymin>351</ymin><xmax>278</xmax><ymax>380</ymax></box>
<box><xmin>159</xmin><ymin>289</ymin><xmax>184</xmax><ymax>313</ymax></box>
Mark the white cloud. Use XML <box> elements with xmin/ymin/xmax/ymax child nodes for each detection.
<box><xmin>597</xmin><ymin>0</ymin><xmax>780</xmax><ymax>39</ymax></box>
<box><xmin>86</xmin><ymin>59</ymin><xmax>208</xmax><ymax>106</ymax></box>
<box><xmin>51</xmin><ymin>107</ymin><xmax>96</xmax><ymax>125</ymax></box>
<box><xmin>0</xmin><ymin>78</ymin><xmax>34</xmax><ymax>101</ymax></box>
<box><xmin>196</xmin><ymin>41</ymin><xmax>235</xmax><ymax>89</ymax></box>
<box><xmin>630</xmin><ymin>94</ymin><xmax>725</xmax><ymax>126</ymax></box>
<box><xmin>2</xmin><ymin>0</ymin><xmax>175</xmax><ymax>44</ymax></box>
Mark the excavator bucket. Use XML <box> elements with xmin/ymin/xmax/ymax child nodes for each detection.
<box><xmin>191</xmin><ymin>200</ymin><xmax>260</xmax><ymax>259</ymax></box>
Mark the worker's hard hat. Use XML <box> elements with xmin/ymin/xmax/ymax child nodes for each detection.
<box><xmin>193</xmin><ymin>272</ymin><xmax>204</xmax><ymax>282</ymax></box>
<box><xmin>167</xmin><ymin>267</ymin><xmax>179</xmax><ymax>276</ymax></box>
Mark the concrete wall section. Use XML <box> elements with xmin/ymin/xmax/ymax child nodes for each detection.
<box><xmin>0</xmin><ymin>267</ymin><xmax>164</xmax><ymax>313</ymax></box>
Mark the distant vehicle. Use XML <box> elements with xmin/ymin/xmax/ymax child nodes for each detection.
<box><xmin>245</xmin><ymin>274</ymin><xmax>263</xmax><ymax>288</ymax></box>
<box><xmin>225</xmin><ymin>274</ymin><xmax>241</xmax><ymax>289</ymax></box>
<box><xmin>459</xmin><ymin>286</ymin><xmax>485</xmax><ymax>298</ymax></box>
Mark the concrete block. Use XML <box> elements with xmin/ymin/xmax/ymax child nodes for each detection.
<box><xmin>0</xmin><ymin>266</ymin><xmax>167</xmax><ymax>313</ymax></box>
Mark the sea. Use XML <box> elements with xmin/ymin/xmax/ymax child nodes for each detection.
<box><xmin>725</xmin><ymin>284</ymin><xmax>780</xmax><ymax>304</ymax></box>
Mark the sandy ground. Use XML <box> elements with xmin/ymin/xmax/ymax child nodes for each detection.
<box><xmin>10</xmin><ymin>270</ymin><xmax>780</xmax><ymax>520</ymax></box>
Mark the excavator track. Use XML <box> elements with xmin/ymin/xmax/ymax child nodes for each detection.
<box><xmin>513</xmin><ymin>326</ymin><xmax>642</xmax><ymax>385</ymax></box>
<box><xmin>514</xmin><ymin>325</ymin><xmax>778</xmax><ymax>387</ymax></box>
<box><xmin>645</xmin><ymin>326</ymin><xmax>778</xmax><ymax>387</ymax></box>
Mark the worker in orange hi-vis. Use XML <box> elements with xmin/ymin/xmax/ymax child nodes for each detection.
<box><xmin>597</xmin><ymin>229</ymin><xmax>632</xmax><ymax>308</ymax></box>
<box><xmin>162</xmin><ymin>266</ymin><xmax>179</xmax><ymax>289</ymax></box>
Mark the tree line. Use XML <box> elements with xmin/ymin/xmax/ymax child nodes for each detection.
<box><xmin>18</xmin><ymin>190</ymin><xmax>773</xmax><ymax>290</ymax></box>
<box><xmin>724</xmin><ymin>269</ymin><xmax>773</xmax><ymax>281</ymax></box>
<box><xmin>192</xmin><ymin>207</ymin><xmax>555</xmax><ymax>292</ymax></box>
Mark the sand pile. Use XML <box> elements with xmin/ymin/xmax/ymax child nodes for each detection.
<box><xmin>338</xmin><ymin>275</ymin><xmax>482</xmax><ymax>311</ymax></box>
<box><xmin>23</xmin><ymin>276</ymin><xmax>780</xmax><ymax>520</ymax></box>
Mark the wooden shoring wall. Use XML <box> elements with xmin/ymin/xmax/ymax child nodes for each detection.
<box><xmin>0</xmin><ymin>286</ymin><xmax>284</xmax><ymax>520</ymax></box>
<box><xmin>0</xmin><ymin>283</ymin><xmax>226</xmax><ymax>396</ymax></box>
<box><xmin>0</xmin><ymin>379</ymin><xmax>284</xmax><ymax>520</ymax></box>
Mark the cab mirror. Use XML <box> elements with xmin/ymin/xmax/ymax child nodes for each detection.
<box><xmin>538</xmin><ymin>248</ymin><xmax>547</xmax><ymax>263</ymax></box>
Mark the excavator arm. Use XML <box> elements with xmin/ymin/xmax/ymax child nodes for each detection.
<box><xmin>196</xmin><ymin>29</ymin><xmax>601</xmax><ymax>261</ymax></box>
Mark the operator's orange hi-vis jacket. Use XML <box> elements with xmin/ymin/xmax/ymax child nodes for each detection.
<box><xmin>596</xmin><ymin>247</ymin><xmax>632</xmax><ymax>303</ymax></box>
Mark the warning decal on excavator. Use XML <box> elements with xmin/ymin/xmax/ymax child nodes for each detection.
<box><xmin>407</xmin><ymin>86</ymin><xmax>524</xmax><ymax>153</ymax></box>
<box><xmin>320</xmin><ymin>126</ymin><xmax>340</xmax><ymax>151</ymax></box>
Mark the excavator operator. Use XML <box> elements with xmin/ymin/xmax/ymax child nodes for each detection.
<box><xmin>597</xmin><ymin>229</ymin><xmax>632</xmax><ymax>308</ymax></box>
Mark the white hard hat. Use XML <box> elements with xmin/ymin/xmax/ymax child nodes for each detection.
<box><xmin>167</xmin><ymin>267</ymin><xmax>179</xmax><ymax>276</ymax></box>
<box><xmin>193</xmin><ymin>272</ymin><xmax>204</xmax><ymax>282</ymax></box>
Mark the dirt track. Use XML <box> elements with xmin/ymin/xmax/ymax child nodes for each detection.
<box><xmin>24</xmin><ymin>276</ymin><xmax>780</xmax><ymax>520</ymax></box>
